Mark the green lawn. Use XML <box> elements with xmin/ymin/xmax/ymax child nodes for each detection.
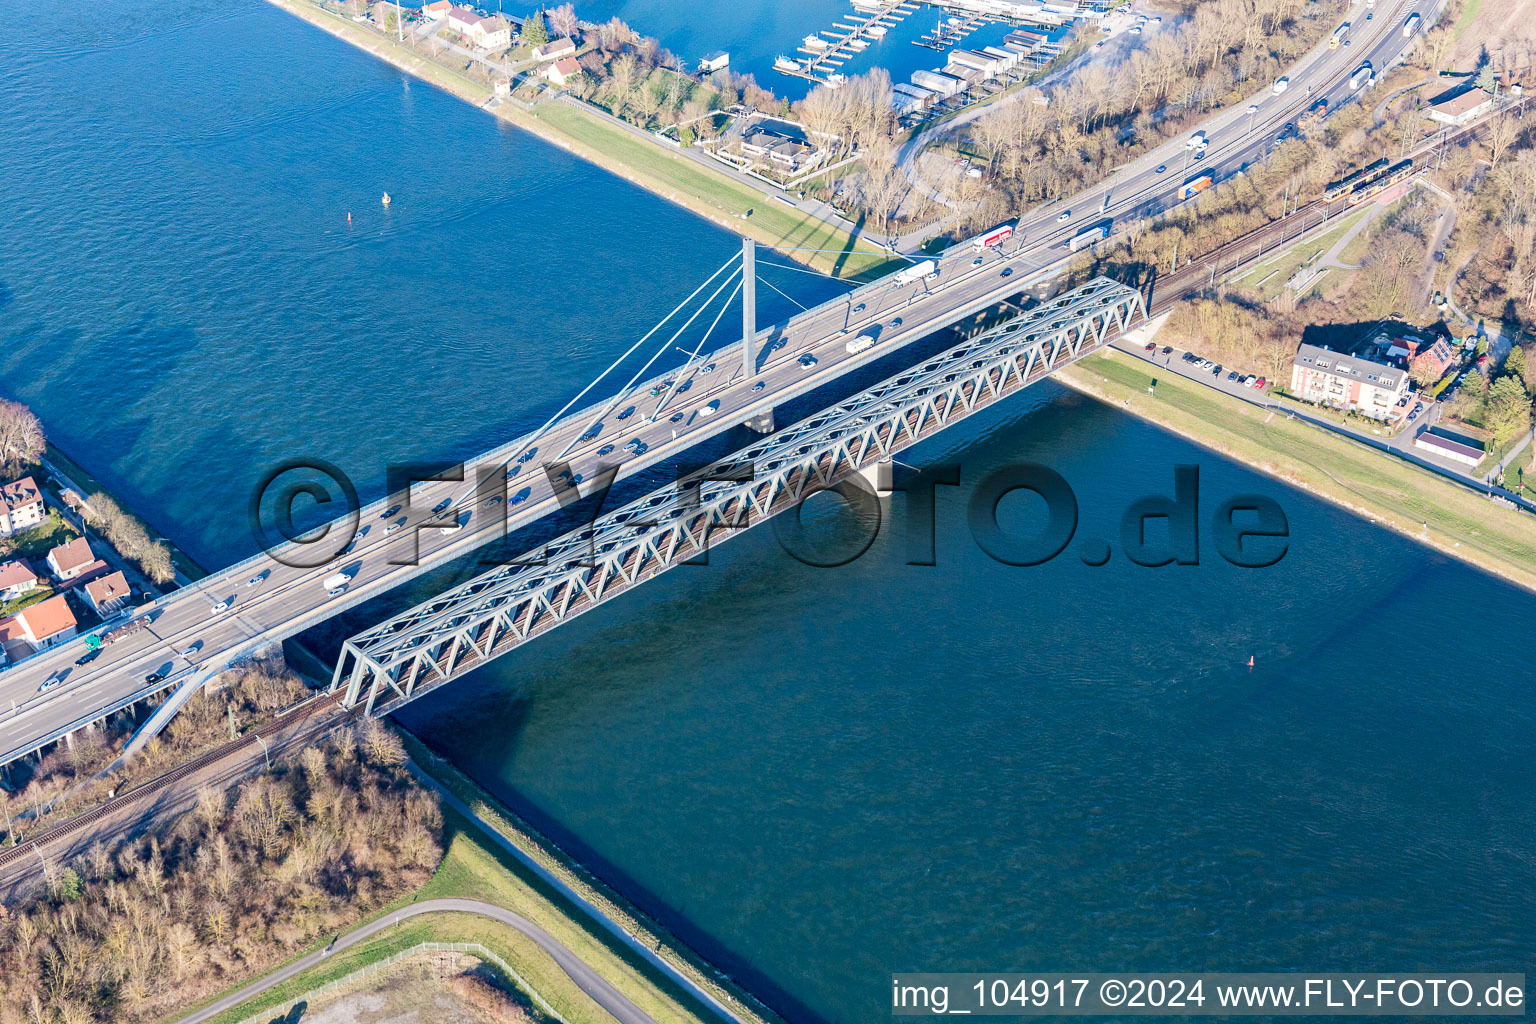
<box><xmin>1230</xmin><ymin>206</ymin><xmax>1373</xmax><ymax>300</ymax></box>
<box><xmin>1453</xmin><ymin>0</ymin><xmax>1485</xmax><ymax>42</ymax></box>
<box><xmin>4</xmin><ymin>510</ymin><xmax>78</xmax><ymax>561</ymax></box>
<box><xmin>531</xmin><ymin>101</ymin><xmax>894</xmax><ymax>280</ymax></box>
<box><xmin>0</xmin><ymin>584</ymin><xmax>57</xmax><ymax>618</ymax></box>
<box><xmin>1056</xmin><ymin>351</ymin><xmax>1536</xmax><ymax>590</ymax></box>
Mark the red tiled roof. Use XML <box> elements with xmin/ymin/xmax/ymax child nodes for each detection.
<box><xmin>18</xmin><ymin>594</ymin><xmax>76</xmax><ymax>641</ymax></box>
<box><xmin>85</xmin><ymin>570</ymin><xmax>130</xmax><ymax>607</ymax></box>
<box><xmin>48</xmin><ymin>536</ymin><xmax>95</xmax><ymax>573</ymax></box>
<box><xmin>0</xmin><ymin>561</ymin><xmax>37</xmax><ymax>589</ymax></box>
<box><xmin>0</xmin><ymin>476</ymin><xmax>43</xmax><ymax>513</ymax></box>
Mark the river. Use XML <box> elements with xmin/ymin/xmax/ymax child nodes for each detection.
<box><xmin>1</xmin><ymin>3</ymin><xmax>1532</xmax><ymax>1024</ymax></box>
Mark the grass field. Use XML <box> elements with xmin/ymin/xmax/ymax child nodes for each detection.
<box><xmin>1055</xmin><ymin>350</ymin><xmax>1536</xmax><ymax>592</ymax></box>
<box><xmin>1230</xmin><ymin>206</ymin><xmax>1373</xmax><ymax>300</ymax></box>
<box><xmin>187</xmin><ymin>801</ymin><xmax>723</xmax><ymax>1024</ymax></box>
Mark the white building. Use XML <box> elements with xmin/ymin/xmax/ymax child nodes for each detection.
<box><xmin>911</xmin><ymin>69</ymin><xmax>966</xmax><ymax>98</ymax></box>
<box><xmin>1289</xmin><ymin>343</ymin><xmax>1411</xmax><ymax>421</ymax></box>
<box><xmin>0</xmin><ymin>477</ymin><xmax>45</xmax><ymax>538</ymax></box>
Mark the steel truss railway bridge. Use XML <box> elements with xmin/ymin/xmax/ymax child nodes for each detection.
<box><xmin>332</xmin><ymin>278</ymin><xmax>1144</xmax><ymax>714</ymax></box>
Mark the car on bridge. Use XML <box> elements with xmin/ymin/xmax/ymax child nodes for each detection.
<box><xmin>482</xmin><ymin>495</ymin><xmax>503</xmax><ymax>508</ymax></box>
<box><xmin>247</xmin><ymin>570</ymin><xmax>268</xmax><ymax>587</ymax></box>
<box><xmin>38</xmin><ymin>674</ymin><xmax>63</xmax><ymax>693</ymax></box>
<box><xmin>598</xmin><ymin>443</ymin><xmax>616</xmax><ymax>455</ymax></box>
<box><xmin>1001</xmin><ymin>268</ymin><xmax>1013</xmax><ymax>277</ymax></box>
<box><xmin>889</xmin><ymin>317</ymin><xmax>903</xmax><ymax>328</ymax></box>
<box><xmin>852</xmin><ymin>303</ymin><xmax>866</xmax><ymax>313</ymax></box>
<box><xmin>432</xmin><ymin>498</ymin><xmax>453</xmax><ymax>516</ymax></box>
<box><xmin>752</xmin><ymin>380</ymin><xmax>766</xmax><ymax>392</ymax></box>
<box><xmin>510</xmin><ymin>488</ymin><xmax>530</xmax><ymax>506</ymax></box>
<box><xmin>1058</xmin><ymin>210</ymin><xmax>1072</xmax><ymax>222</ymax></box>
<box><xmin>380</xmin><ymin>504</ymin><xmax>402</xmax><ymax>520</ymax></box>
<box><xmin>700</xmin><ymin>400</ymin><xmax>720</xmax><ymax>417</ymax></box>
<box><xmin>517</xmin><ymin>447</ymin><xmax>538</xmax><ymax>463</ymax></box>
<box><xmin>670</xmin><ymin>412</ymin><xmax>685</xmax><ymax>423</ymax></box>
<box><xmin>385</xmin><ymin>518</ymin><xmax>405</xmax><ymax>533</ymax></box>
<box><xmin>700</xmin><ymin>363</ymin><xmax>716</xmax><ymax>374</ymax></box>
<box><xmin>579</xmin><ymin>424</ymin><xmax>602</xmax><ymax>441</ymax></box>
<box><xmin>145</xmin><ymin>671</ymin><xmax>165</xmax><ymax>685</ymax></box>
<box><xmin>649</xmin><ymin>381</ymin><xmax>673</xmax><ymax>397</ymax></box>
<box><xmin>74</xmin><ymin>649</ymin><xmax>100</xmax><ymax>667</ymax></box>
<box><xmin>617</xmin><ymin>406</ymin><xmax>636</xmax><ymax>420</ymax></box>
<box><xmin>799</xmin><ymin>354</ymin><xmax>819</xmax><ymax>368</ymax></box>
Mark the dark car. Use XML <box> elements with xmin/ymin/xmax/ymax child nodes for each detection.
<box><xmin>380</xmin><ymin>504</ymin><xmax>402</xmax><ymax>519</ymax></box>
<box><xmin>1000</xmin><ymin>267</ymin><xmax>1013</xmax><ymax>277</ymax></box>
<box><xmin>432</xmin><ymin>498</ymin><xmax>452</xmax><ymax>516</ymax></box>
<box><xmin>676</xmin><ymin>379</ymin><xmax>693</xmax><ymax>394</ymax></box>
<box><xmin>75</xmin><ymin>650</ymin><xmax>100</xmax><ymax>667</ymax></box>
<box><xmin>145</xmin><ymin>671</ymin><xmax>165</xmax><ymax>684</ymax></box>
<box><xmin>482</xmin><ymin>495</ymin><xmax>503</xmax><ymax>508</ymax></box>
<box><xmin>579</xmin><ymin>425</ymin><xmax>601</xmax><ymax>441</ymax></box>
<box><xmin>752</xmin><ymin>380</ymin><xmax>766</xmax><ymax>392</ymax></box>
<box><xmin>670</xmin><ymin>412</ymin><xmax>685</xmax><ymax>423</ymax></box>
<box><xmin>597</xmin><ymin>443</ymin><xmax>616</xmax><ymax>456</ymax></box>
<box><xmin>516</xmin><ymin>447</ymin><xmax>538</xmax><ymax>463</ymax></box>
<box><xmin>1162</xmin><ymin>346</ymin><xmax>1173</xmax><ymax>355</ymax></box>
<box><xmin>617</xmin><ymin>406</ymin><xmax>636</xmax><ymax>420</ymax></box>
<box><xmin>1211</xmin><ymin>364</ymin><xmax>1223</xmax><ymax>375</ymax></box>
<box><xmin>510</xmin><ymin>488</ymin><xmax>530</xmax><ymax>506</ymax></box>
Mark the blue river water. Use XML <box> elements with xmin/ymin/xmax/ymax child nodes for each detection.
<box><xmin>1</xmin><ymin>3</ymin><xmax>1533</xmax><ymax>1024</ymax></box>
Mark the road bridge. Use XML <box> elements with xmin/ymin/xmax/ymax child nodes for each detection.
<box><xmin>0</xmin><ymin>0</ymin><xmax>1448</xmax><ymax>767</ymax></box>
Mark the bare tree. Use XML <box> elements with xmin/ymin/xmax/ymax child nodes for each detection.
<box><xmin>0</xmin><ymin>399</ymin><xmax>44</xmax><ymax>477</ymax></box>
<box><xmin>547</xmin><ymin>2</ymin><xmax>577</xmax><ymax>39</ymax></box>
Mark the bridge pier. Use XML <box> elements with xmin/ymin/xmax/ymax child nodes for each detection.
<box><xmin>745</xmin><ymin>407</ymin><xmax>774</xmax><ymax>433</ymax></box>
<box><xmin>856</xmin><ymin>459</ymin><xmax>893</xmax><ymax>495</ymax></box>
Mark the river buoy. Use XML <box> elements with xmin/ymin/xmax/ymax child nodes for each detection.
<box><xmin>381</xmin><ymin>192</ymin><xmax>391</xmax><ymax>207</ymax></box>
<box><xmin>347</xmin><ymin>212</ymin><xmax>352</xmax><ymax>223</ymax></box>
<box><xmin>1247</xmin><ymin>655</ymin><xmax>1255</xmax><ymax>669</ymax></box>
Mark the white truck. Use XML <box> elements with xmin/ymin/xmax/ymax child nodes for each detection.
<box><xmin>1350</xmin><ymin>63</ymin><xmax>1373</xmax><ymax>90</ymax></box>
<box><xmin>323</xmin><ymin>571</ymin><xmax>353</xmax><ymax>595</ymax></box>
<box><xmin>893</xmin><ymin>259</ymin><xmax>938</xmax><ymax>287</ymax></box>
<box><xmin>1186</xmin><ymin>130</ymin><xmax>1207</xmax><ymax>150</ymax></box>
<box><xmin>1402</xmin><ymin>12</ymin><xmax>1420</xmax><ymax>35</ymax></box>
<box><xmin>846</xmin><ymin>327</ymin><xmax>881</xmax><ymax>354</ymax></box>
<box><xmin>1272</xmin><ymin>76</ymin><xmax>1289</xmax><ymax>95</ymax></box>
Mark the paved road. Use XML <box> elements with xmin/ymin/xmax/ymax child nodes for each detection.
<box><xmin>0</xmin><ymin>0</ymin><xmax>1441</xmax><ymax>767</ymax></box>
<box><xmin>171</xmin><ymin>897</ymin><xmax>655</xmax><ymax>1024</ymax></box>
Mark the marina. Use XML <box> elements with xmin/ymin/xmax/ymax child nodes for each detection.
<box><xmin>915</xmin><ymin>13</ymin><xmax>987</xmax><ymax>50</ymax></box>
<box><xmin>775</xmin><ymin>0</ymin><xmax>921</xmax><ymax>86</ymax></box>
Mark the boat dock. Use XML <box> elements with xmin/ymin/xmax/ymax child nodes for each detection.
<box><xmin>775</xmin><ymin>0</ymin><xmax>920</xmax><ymax>86</ymax></box>
<box><xmin>914</xmin><ymin>13</ymin><xmax>986</xmax><ymax>51</ymax></box>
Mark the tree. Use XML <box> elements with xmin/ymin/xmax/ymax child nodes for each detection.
<box><xmin>547</xmin><ymin>2</ymin><xmax>577</xmax><ymax>38</ymax></box>
<box><xmin>0</xmin><ymin>399</ymin><xmax>44</xmax><ymax>478</ymax></box>
<box><xmin>1503</xmin><ymin>344</ymin><xmax>1528</xmax><ymax>391</ymax></box>
<box><xmin>1486</xmin><ymin>374</ymin><xmax>1533</xmax><ymax>448</ymax></box>
<box><xmin>521</xmin><ymin>10</ymin><xmax>548</xmax><ymax>46</ymax></box>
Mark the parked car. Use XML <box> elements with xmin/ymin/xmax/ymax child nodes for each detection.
<box><xmin>1253</xmin><ymin>377</ymin><xmax>1267</xmax><ymax>389</ymax></box>
<box><xmin>1145</xmin><ymin>342</ymin><xmax>1157</xmax><ymax>353</ymax></box>
<box><xmin>1211</xmin><ymin>364</ymin><xmax>1223</xmax><ymax>376</ymax></box>
<box><xmin>1244</xmin><ymin>375</ymin><xmax>1258</xmax><ymax>387</ymax></box>
<box><xmin>1227</xmin><ymin>371</ymin><xmax>1240</xmax><ymax>381</ymax></box>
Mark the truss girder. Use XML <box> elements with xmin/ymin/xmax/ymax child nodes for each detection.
<box><xmin>334</xmin><ymin>278</ymin><xmax>1144</xmax><ymax>713</ymax></box>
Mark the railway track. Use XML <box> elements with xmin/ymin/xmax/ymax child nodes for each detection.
<box><xmin>1146</xmin><ymin>108</ymin><xmax>1506</xmax><ymax>313</ymax></box>
<box><xmin>0</xmin><ymin>692</ymin><xmax>357</xmax><ymax>874</ymax></box>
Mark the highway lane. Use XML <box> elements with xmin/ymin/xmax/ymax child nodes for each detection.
<box><xmin>0</xmin><ymin>0</ymin><xmax>1438</xmax><ymax>764</ymax></box>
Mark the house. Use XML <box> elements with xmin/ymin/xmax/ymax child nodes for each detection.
<box><xmin>1290</xmin><ymin>342</ymin><xmax>1411</xmax><ymax>421</ymax></box>
<box><xmin>84</xmin><ymin>570</ymin><xmax>131</xmax><ymax>617</ymax></box>
<box><xmin>545</xmin><ymin>56</ymin><xmax>582</xmax><ymax>85</ymax></box>
<box><xmin>47</xmin><ymin>536</ymin><xmax>96</xmax><ymax>581</ymax></box>
<box><xmin>531</xmin><ymin>36</ymin><xmax>576</xmax><ymax>61</ymax></box>
<box><xmin>471</xmin><ymin>13</ymin><xmax>511</xmax><ymax>49</ymax></box>
<box><xmin>1414</xmin><ymin>426</ymin><xmax>1485</xmax><ymax>467</ymax></box>
<box><xmin>493</xmin><ymin>75</ymin><xmax>512</xmax><ymax>96</ymax></box>
<box><xmin>445</xmin><ymin>6</ymin><xmax>482</xmax><ymax>36</ymax></box>
<box><xmin>0</xmin><ymin>561</ymin><xmax>38</xmax><ymax>602</ymax></box>
<box><xmin>738</xmin><ymin>119</ymin><xmax>823</xmax><ymax>175</ymax></box>
<box><xmin>699</xmin><ymin>50</ymin><xmax>730</xmax><ymax>73</ymax></box>
<box><xmin>981</xmin><ymin>46</ymin><xmax>1021</xmax><ymax>72</ymax></box>
<box><xmin>0</xmin><ymin>476</ymin><xmax>46</xmax><ymax>538</ymax></box>
<box><xmin>421</xmin><ymin>0</ymin><xmax>452</xmax><ymax>19</ymax></box>
<box><xmin>948</xmin><ymin>49</ymin><xmax>1001</xmax><ymax>77</ymax></box>
<box><xmin>0</xmin><ymin>593</ymin><xmax>77</xmax><ymax>658</ymax></box>
<box><xmin>911</xmin><ymin>69</ymin><xmax>967</xmax><ymax>99</ymax></box>
<box><xmin>1406</xmin><ymin>336</ymin><xmax>1457</xmax><ymax>382</ymax></box>
<box><xmin>1426</xmin><ymin>88</ymin><xmax>1493</xmax><ymax>127</ymax></box>
<box><xmin>893</xmin><ymin>83</ymin><xmax>936</xmax><ymax>115</ymax></box>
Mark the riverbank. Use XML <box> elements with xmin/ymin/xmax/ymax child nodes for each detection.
<box><xmin>182</xmin><ymin>730</ymin><xmax>773</xmax><ymax>1024</ymax></box>
<box><xmin>261</xmin><ymin>0</ymin><xmax>894</xmax><ymax>280</ymax></box>
<box><xmin>1054</xmin><ymin>350</ymin><xmax>1536</xmax><ymax>594</ymax></box>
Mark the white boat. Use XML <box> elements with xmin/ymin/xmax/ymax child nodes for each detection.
<box><xmin>848</xmin><ymin>37</ymin><xmax>869</xmax><ymax>49</ymax></box>
<box><xmin>825</xmin><ymin>72</ymin><xmax>847</xmax><ymax>88</ymax></box>
<box><xmin>803</xmin><ymin>34</ymin><xmax>830</xmax><ymax>50</ymax></box>
<box><xmin>774</xmin><ymin>55</ymin><xmax>802</xmax><ymax>71</ymax></box>
<box><xmin>867</xmin><ymin>24</ymin><xmax>888</xmax><ymax>37</ymax></box>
